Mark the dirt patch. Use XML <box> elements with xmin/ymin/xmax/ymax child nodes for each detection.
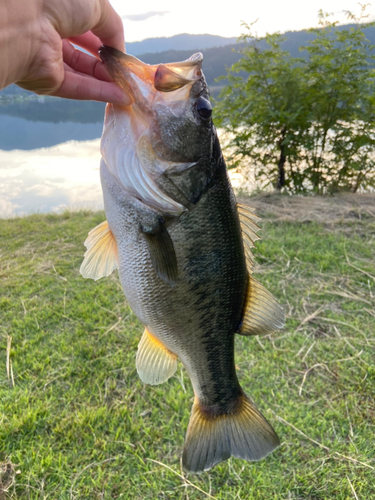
<box><xmin>0</xmin><ymin>458</ymin><xmax>18</xmax><ymax>499</ymax></box>
<box><xmin>238</xmin><ymin>192</ymin><xmax>375</xmax><ymax>223</ymax></box>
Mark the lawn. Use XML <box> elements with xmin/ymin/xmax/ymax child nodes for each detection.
<box><xmin>0</xmin><ymin>194</ymin><xmax>374</xmax><ymax>499</ymax></box>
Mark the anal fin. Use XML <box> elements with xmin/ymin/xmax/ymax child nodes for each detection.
<box><xmin>80</xmin><ymin>221</ymin><xmax>118</xmax><ymax>280</ymax></box>
<box><xmin>239</xmin><ymin>276</ymin><xmax>285</xmax><ymax>336</ymax></box>
<box><xmin>136</xmin><ymin>328</ymin><xmax>178</xmax><ymax>385</ymax></box>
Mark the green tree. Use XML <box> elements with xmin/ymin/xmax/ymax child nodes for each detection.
<box><xmin>214</xmin><ymin>7</ymin><xmax>375</xmax><ymax>194</ymax></box>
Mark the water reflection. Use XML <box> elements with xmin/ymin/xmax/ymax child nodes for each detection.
<box><xmin>0</xmin><ymin>97</ymin><xmax>250</xmax><ymax>218</ymax></box>
<box><xmin>0</xmin><ymin>140</ymin><xmax>104</xmax><ymax>217</ymax></box>
<box><xmin>0</xmin><ymin>116</ymin><xmax>104</xmax><ymax>151</ymax></box>
<box><xmin>0</xmin><ymin>97</ymin><xmax>105</xmax><ymax>150</ymax></box>
<box><xmin>0</xmin><ymin>97</ymin><xmax>105</xmax><ymax>216</ymax></box>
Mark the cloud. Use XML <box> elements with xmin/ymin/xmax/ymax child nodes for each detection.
<box><xmin>122</xmin><ymin>11</ymin><xmax>170</xmax><ymax>22</ymax></box>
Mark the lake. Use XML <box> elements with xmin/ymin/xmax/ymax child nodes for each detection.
<box><xmin>0</xmin><ymin>97</ymin><xmax>105</xmax><ymax>217</ymax></box>
<box><xmin>0</xmin><ymin>95</ymin><xmax>248</xmax><ymax>217</ymax></box>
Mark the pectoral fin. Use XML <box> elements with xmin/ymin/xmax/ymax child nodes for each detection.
<box><xmin>239</xmin><ymin>276</ymin><xmax>285</xmax><ymax>336</ymax></box>
<box><xmin>80</xmin><ymin>221</ymin><xmax>118</xmax><ymax>280</ymax></box>
<box><xmin>142</xmin><ymin>219</ymin><xmax>178</xmax><ymax>286</ymax></box>
<box><xmin>136</xmin><ymin>328</ymin><xmax>178</xmax><ymax>385</ymax></box>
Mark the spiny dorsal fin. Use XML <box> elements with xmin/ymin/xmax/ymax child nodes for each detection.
<box><xmin>80</xmin><ymin>221</ymin><xmax>118</xmax><ymax>280</ymax></box>
<box><xmin>237</xmin><ymin>203</ymin><xmax>261</xmax><ymax>273</ymax></box>
<box><xmin>239</xmin><ymin>276</ymin><xmax>285</xmax><ymax>336</ymax></box>
<box><xmin>136</xmin><ymin>328</ymin><xmax>178</xmax><ymax>385</ymax></box>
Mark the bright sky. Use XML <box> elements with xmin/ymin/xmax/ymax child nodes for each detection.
<box><xmin>110</xmin><ymin>0</ymin><xmax>375</xmax><ymax>43</ymax></box>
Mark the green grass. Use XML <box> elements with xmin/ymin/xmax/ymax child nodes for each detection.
<box><xmin>0</xmin><ymin>206</ymin><xmax>374</xmax><ymax>499</ymax></box>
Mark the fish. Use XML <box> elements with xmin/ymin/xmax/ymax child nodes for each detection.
<box><xmin>80</xmin><ymin>46</ymin><xmax>285</xmax><ymax>473</ymax></box>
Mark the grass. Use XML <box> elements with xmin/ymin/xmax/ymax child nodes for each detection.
<box><xmin>0</xmin><ymin>200</ymin><xmax>374</xmax><ymax>499</ymax></box>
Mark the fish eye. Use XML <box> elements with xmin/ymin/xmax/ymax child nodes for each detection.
<box><xmin>196</xmin><ymin>97</ymin><xmax>212</xmax><ymax>121</ymax></box>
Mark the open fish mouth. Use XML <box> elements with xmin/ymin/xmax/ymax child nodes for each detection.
<box><xmin>98</xmin><ymin>47</ymin><xmax>214</xmax><ymax>217</ymax></box>
<box><xmin>99</xmin><ymin>46</ymin><xmax>203</xmax><ymax>96</ymax></box>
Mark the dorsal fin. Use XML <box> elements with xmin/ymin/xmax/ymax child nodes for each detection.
<box><xmin>239</xmin><ymin>276</ymin><xmax>285</xmax><ymax>336</ymax></box>
<box><xmin>237</xmin><ymin>203</ymin><xmax>261</xmax><ymax>273</ymax></box>
<box><xmin>80</xmin><ymin>221</ymin><xmax>118</xmax><ymax>280</ymax></box>
<box><xmin>136</xmin><ymin>328</ymin><xmax>178</xmax><ymax>385</ymax></box>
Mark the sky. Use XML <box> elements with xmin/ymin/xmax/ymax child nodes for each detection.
<box><xmin>110</xmin><ymin>0</ymin><xmax>375</xmax><ymax>43</ymax></box>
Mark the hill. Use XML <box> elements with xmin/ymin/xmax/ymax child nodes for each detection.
<box><xmin>126</xmin><ymin>33</ymin><xmax>238</xmax><ymax>55</ymax></box>
<box><xmin>2</xmin><ymin>23</ymin><xmax>375</xmax><ymax>97</ymax></box>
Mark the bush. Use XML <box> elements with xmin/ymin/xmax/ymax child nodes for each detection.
<box><xmin>214</xmin><ymin>7</ymin><xmax>375</xmax><ymax>194</ymax></box>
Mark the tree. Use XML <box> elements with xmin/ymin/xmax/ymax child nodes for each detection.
<box><xmin>214</xmin><ymin>7</ymin><xmax>375</xmax><ymax>194</ymax></box>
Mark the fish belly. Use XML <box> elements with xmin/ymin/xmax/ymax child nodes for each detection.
<box><xmin>100</xmin><ymin>157</ymin><xmax>280</xmax><ymax>473</ymax></box>
<box><xmin>102</xmin><ymin>158</ymin><xmax>247</xmax><ymax>401</ymax></box>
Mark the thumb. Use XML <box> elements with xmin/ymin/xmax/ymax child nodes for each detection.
<box><xmin>91</xmin><ymin>0</ymin><xmax>125</xmax><ymax>52</ymax></box>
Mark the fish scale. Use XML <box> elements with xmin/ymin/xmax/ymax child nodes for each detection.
<box><xmin>80</xmin><ymin>46</ymin><xmax>285</xmax><ymax>473</ymax></box>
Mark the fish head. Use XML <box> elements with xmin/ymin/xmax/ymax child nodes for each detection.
<box><xmin>99</xmin><ymin>46</ymin><xmax>213</xmax><ymax>163</ymax></box>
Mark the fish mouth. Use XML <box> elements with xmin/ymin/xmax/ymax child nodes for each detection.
<box><xmin>99</xmin><ymin>46</ymin><xmax>203</xmax><ymax>95</ymax></box>
<box><xmin>99</xmin><ymin>48</ymin><xmax>212</xmax><ymax>214</ymax></box>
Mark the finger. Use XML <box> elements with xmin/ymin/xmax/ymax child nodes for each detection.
<box><xmin>68</xmin><ymin>32</ymin><xmax>103</xmax><ymax>59</ymax></box>
<box><xmin>62</xmin><ymin>39</ymin><xmax>112</xmax><ymax>82</ymax></box>
<box><xmin>53</xmin><ymin>64</ymin><xmax>131</xmax><ymax>105</ymax></box>
<box><xmin>91</xmin><ymin>0</ymin><xmax>125</xmax><ymax>52</ymax></box>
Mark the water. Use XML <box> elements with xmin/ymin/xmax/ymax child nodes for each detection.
<box><xmin>0</xmin><ymin>96</ymin><xmax>248</xmax><ymax>218</ymax></box>
<box><xmin>0</xmin><ymin>97</ymin><xmax>106</xmax><ymax>217</ymax></box>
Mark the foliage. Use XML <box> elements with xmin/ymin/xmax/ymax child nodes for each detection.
<box><xmin>214</xmin><ymin>6</ymin><xmax>375</xmax><ymax>194</ymax></box>
<box><xmin>0</xmin><ymin>204</ymin><xmax>374</xmax><ymax>498</ymax></box>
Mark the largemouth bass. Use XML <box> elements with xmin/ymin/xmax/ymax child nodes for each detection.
<box><xmin>80</xmin><ymin>47</ymin><xmax>285</xmax><ymax>473</ymax></box>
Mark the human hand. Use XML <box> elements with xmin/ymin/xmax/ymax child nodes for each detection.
<box><xmin>0</xmin><ymin>0</ymin><xmax>131</xmax><ymax>105</ymax></box>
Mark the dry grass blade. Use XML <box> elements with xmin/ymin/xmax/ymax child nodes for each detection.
<box><xmin>69</xmin><ymin>457</ymin><xmax>118</xmax><ymax>499</ymax></box>
<box><xmin>322</xmin><ymin>290</ymin><xmax>372</xmax><ymax>305</ymax></box>
<box><xmin>272</xmin><ymin>412</ymin><xmax>374</xmax><ymax>470</ymax></box>
<box><xmin>364</xmin><ymin>308</ymin><xmax>375</xmax><ymax>318</ymax></box>
<box><xmin>147</xmin><ymin>459</ymin><xmax>218</xmax><ymax>499</ymax></box>
<box><xmin>345</xmin><ymin>253</ymin><xmax>375</xmax><ymax>282</ymax></box>
<box><xmin>313</xmin><ymin>317</ymin><xmax>367</xmax><ymax>336</ymax></box>
<box><xmin>347</xmin><ymin>476</ymin><xmax>359</xmax><ymax>500</ymax></box>
<box><xmin>6</xmin><ymin>336</ymin><xmax>14</xmax><ymax>388</ymax></box>
<box><xmin>296</xmin><ymin>305</ymin><xmax>326</xmax><ymax>331</ymax></box>
<box><xmin>298</xmin><ymin>363</ymin><xmax>336</xmax><ymax>396</ymax></box>
<box><xmin>301</xmin><ymin>341</ymin><xmax>316</xmax><ymax>363</ymax></box>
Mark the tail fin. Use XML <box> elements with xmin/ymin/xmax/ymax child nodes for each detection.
<box><xmin>182</xmin><ymin>394</ymin><xmax>279</xmax><ymax>473</ymax></box>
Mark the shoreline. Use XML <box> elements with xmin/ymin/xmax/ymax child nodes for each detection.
<box><xmin>1</xmin><ymin>191</ymin><xmax>375</xmax><ymax>222</ymax></box>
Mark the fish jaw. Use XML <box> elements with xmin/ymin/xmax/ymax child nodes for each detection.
<box><xmin>99</xmin><ymin>46</ymin><xmax>212</xmax><ymax>163</ymax></box>
<box><xmin>99</xmin><ymin>46</ymin><xmax>203</xmax><ymax>94</ymax></box>
<box><xmin>99</xmin><ymin>46</ymin><xmax>213</xmax><ymax>215</ymax></box>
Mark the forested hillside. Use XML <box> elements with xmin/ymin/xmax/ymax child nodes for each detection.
<box><xmin>2</xmin><ymin>23</ymin><xmax>374</xmax><ymax>96</ymax></box>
